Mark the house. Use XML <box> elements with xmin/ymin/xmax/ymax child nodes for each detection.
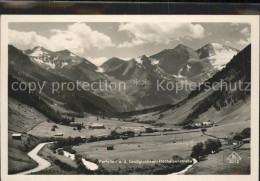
<box><xmin>122</xmin><ymin>135</ymin><xmax>128</xmax><ymax>140</ymax></box>
<box><xmin>80</xmin><ymin>136</ymin><xmax>87</xmax><ymax>141</ymax></box>
<box><xmin>242</xmin><ymin>138</ymin><xmax>250</xmax><ymax>143</ymax></box>
<box><xmin>70</xmin><ymin>122</ymin><xmax>83</xmax><ymax>127</ymax></box>
<box><xmin>89</xmin><ymin>123</ymin><xmax>105</xmax><ymax>129</ymax></box>
<box><xmin>194</xmin><ymin>123</ymin><xmax>202</xmax><ymax>127</ymax></box>
<box><xmin>145</xmin><ymin>127</ymin><xmax>154</xmax><ymax>133</ymax></box>
<box><xmin>55</xmin><ymin>133</ymin><xmax>63</xmax><ymax>136</ymax></box>
<box><xmin>107</xmin><ymin>144</ymin><xmax>114</xmax><ymax>150</ymax></box>
<box><xmin>12</xmin><ymin>133</ymin><xmax>22</xmax><ymax>140</ymax></box>
<box><xmin>202</xmin><ymin>121</ymin><xmax>213</xmax><ymax>127</ymax></box>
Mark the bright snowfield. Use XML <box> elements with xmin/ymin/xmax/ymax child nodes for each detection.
<box><xmin>96</xmin><ymin>67</ymin><xmax>104</xmax><ymax>73</ymax></box>
<box><xmin>28</xmin><ymin>47</ymin><xmax>56</xmax><ymax>69</ymax></box>
<box><xmin>29</xmin><ymin>47</ymin><xmax>46</xmax><ymax>57</ymax></box>
<box><xmin>61</xmin><ymin>62</ymin><xmax>68</xmax><ymax>68</ymax></box>
<box><xmin>208</xmin><ymin>43</ymin><xmax>238</xmax><ymax>70</ymax></box>
<box><xmin>135</xmin><ymin>56</ymin><xmax>143</xmax><ymax>64</ymax></box>
<box><xmin>150</xmin><ymin>58</ymin><xmax>160</xmax><ymax>65</ymax></box>
<box><xmin>15</xmin><ymin>142</ymin><xmax>53</xmax><ymax>175</ymax></box>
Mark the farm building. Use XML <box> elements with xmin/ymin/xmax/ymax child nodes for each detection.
<box><xmin>70</xmin><ymin>122</ymin><xmax>83</xmax><ymax>127</ymax></box>
<box><xmin>194</xmin><ymin>123</ymin><xmax>202</xmax><ymax>127</ymax></box>
<box><xmin>145</xmin><ymin>127</ymin><xmax>154</xmax><ymax>133</ymax></box>
<box><xmin>80</xmin><ymin>136</ymin><xmax>87</xmax><ymax>141</ymax></box>
<box><xmin>202</xmin><ymin>121</ymin><xmax>214</xmax><ymax>127</ymax></box>
<box><xmin>107</xmin><ymin>144</ymin><xmax>114</xmax><ymax>150</ymax></box>
<box><xmin>55</xmin><ymin>133</ymin><xmax>63</xmax><ymax>136</ymax></box>
<box><xmin>122</xmin><ymin>135</ymin><xmax>128</xmax><ymax>140</ymax></box>
<box><xmin>12</xmin><ymin>133</ymin><xmax>22</xmax><ymax>140</ymax></box>
<box><xmin>242</xmin><ymin>138</ymin><xmax>250</xmax><ymax>143</ymax></box>
<box><xmin>89</xmin><ymin>123</ymin><xmax>105</xmax><ymax>129</ymax></box>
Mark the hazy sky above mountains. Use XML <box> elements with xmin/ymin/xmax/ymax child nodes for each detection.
<box><xmin>9</xmin><ymin>22</ymin><xmax>250</xmax><ymax>66</ymax></box>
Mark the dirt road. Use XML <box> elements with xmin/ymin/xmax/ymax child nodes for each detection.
<box><xmin>15</xmin><ymin>142</ymin><xmax>53</xmax><ymax>175</ymax></box>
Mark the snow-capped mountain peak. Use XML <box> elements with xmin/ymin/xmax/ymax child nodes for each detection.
<box><xmin>23</xmin><ymin>47</ymin><xmax>87</xmax><ymax>71</ymax></box>
<box><xmin>199</xmin><ymin>43</ymin><xmax>239</xmax><ymax>70</ymax></box>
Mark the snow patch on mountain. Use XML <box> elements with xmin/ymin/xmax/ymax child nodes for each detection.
<box><xmin>150</xmin><ymin>58</ymin><xmax>159</xmax><ymax>65</ymax></box>
<box><xmin>96</xmin><ymin>67</ymin><xmax>104</xmax><ymax>73</ymax></box>
<box><xmin>30</xmin><ymin>49</ymin><xmax>45</xmax><ymax>57</ymax></box>
<box><xmin>123</xmin><ymin>61</ymin><xmax>135</xmax><ymax>76</ymax></box>
<box><xmin>33</xmin><ymin>56</ymin><xmax>55</xmax><ymax>69</ymax></box>
<box><xmin>187</xmin><ymin>65</ymin><xmax>191</xmax><ymax>72</ymax></box>
<box><xmin>135</xmin><ymin>57</ymin><xmax>143</xmax><ymax>64</ymax></box>
<box><xmin>70</xmin><ymin>53</ymin><xmax>76</xmax><ymax>57</ymax></box>
<box><xmin>71</xmin><ymin>60</ymin><xmax>79</xmax><ymax>63</ymax></box>
<box><xmin>61</xmin><ymin>62</ymin><xmax>68</xmax><ymax>68</ymax></box>
<box><xmin>208</xmin><ymin>44</ymin><xmax>238</xmax><ymax>70</ymax></box>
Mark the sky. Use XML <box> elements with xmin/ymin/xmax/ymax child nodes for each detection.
<box><xmin>9</xmin><ymin>22</ymin><xmax>251</xmax><ymax>66</ymax></box>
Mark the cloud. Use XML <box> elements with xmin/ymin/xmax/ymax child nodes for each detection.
<box><xmin>8</xmin><ymin>29</ymin><xmax>48</xmax><ymax>49</ymax></box>
<box><xmin>9</xmin><ymin>23</ymin><xmax>114</xmax><ymax>56</ymax></box>
<box><xmin>237</xmin><ymin>37</ymin><xmax>251</xmax><ymax>46</ymax></box>
<box><xmin>87</xmin><ymin>57</ymin><xmax>109</xmax><ymax>66</ymax></box>
<box><xmin>224</xmin><ymin>40</ymin><xmax>231</xmax><ymax>45</ymax></box>
<box><xmin>240</xmin><ymin>27</ymin><xmax>250</xmax><ymax>36</ymax></box>
<box><xmin>117</xmin><ymin>22</ymin><xmax>204</xmax><ymax>48</ymax></box>
<box><xmin>117</xmin><ymin>39</ymin><xmax>145</xmax><ymax>48</ymax></box>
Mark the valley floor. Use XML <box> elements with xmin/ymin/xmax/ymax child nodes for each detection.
<box><xmin>8</xmin><ymin>96</ymin><xmax>251</xmax><ymax>175</ymax></box>
<box><xmin>73</xmin><ymin>121</ymin><xmax>249</xmax><ymax>174</ymax></box>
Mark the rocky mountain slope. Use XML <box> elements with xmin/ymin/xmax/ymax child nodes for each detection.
<box><xmin>18</xmin><ymin>43</ymin><xmax>239</xmax><ymax>112</ymax></box>
<box><xmin>131</xmin><ymin>44</ymin><xmax>250</xmax><ymax>127</ymax></box>
<box><xmin>9</xmin><ymin>45</ymin><xmax>116</xmax><ymax>117</ymax></box>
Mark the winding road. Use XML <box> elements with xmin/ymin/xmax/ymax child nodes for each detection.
<box><xmin>169</xmin><ymin>158</ymin><xmax>198</xmax><ymax>175</ymax></box>
<box><xmin>15</xmin><ymin>142</ymin><xmax>53</xmax><ymax>175</ymax></box>
<box><xmin>16</xmin><ymin>141</ymin><xmax>196</xmax><ymax>175</ymax></box>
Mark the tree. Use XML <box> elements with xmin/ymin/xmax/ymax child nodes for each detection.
<box><xmin>204</xmin><ymin>139</ymin><xmax>221</xmax><ymax>154</ymax></box>
<box><xmin>71</xmin><ymin>117</ymin><xmax>75</xmax><ymax>122</ymax></box>
<box><xmin>190</xmin><ymin>142</ymin><xmax>204</xmax><ymax>160</ymax></box>
<box><xmin>233</xmin><ymin>134</ymin><xmax>242</xmax><ymax>141</ymax></box>
<box><xmin>77</xmin><ymin>125</ymin><xmax>82</xmax><ymax>131</ymax></box>
<box><xmin>201</xmin><ymin>128</ymin><xmax>207</xmax><ymax>132</ymax></box>
<box><xmin>53</xmin><ymin>125</ymin><xmax>58</xmax><ymax>129</ymax></box>
<box><xmin>241</xmin><ymin>128</ymin><xmax>250</xmax><ymax>138</ymax></box>
<box><xmin>57</xmin><ymin>149</ymin><xmax>64</xmax><ymax>155</ymax></box>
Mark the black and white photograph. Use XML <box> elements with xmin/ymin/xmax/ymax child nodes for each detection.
<box><xmin>0</xmin><ymin>15</ymin><xmax>259</xmax><ymax>180</ymax></box>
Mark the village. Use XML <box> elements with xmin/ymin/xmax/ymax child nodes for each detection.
<box><xmin>12</xmin><ymin>114</ymin><xmax>250</xmax><ymax>153</ymax></box>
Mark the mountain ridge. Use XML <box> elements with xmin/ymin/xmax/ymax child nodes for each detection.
<box><xmin>17</xmin><ymin>42</ymin><xmax>240</xmax><ymax>111</ymax></box>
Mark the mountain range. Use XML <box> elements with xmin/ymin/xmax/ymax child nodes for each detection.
<box><xmin>9</xmin><ymin>43</ymin><xmax>239</xmax><ymax>113</ymax></box>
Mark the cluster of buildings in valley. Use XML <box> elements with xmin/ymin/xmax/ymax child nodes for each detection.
<box><xmin>69</xmin><ymin>122</ymin><xmax>105</xmax><ymax>129</ymax></box>
<box><xmin>184</xmin><ymin>121</ymin><xmax>215</xmax><ymax>129</ymax></box>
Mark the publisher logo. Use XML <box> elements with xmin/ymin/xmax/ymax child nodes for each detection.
<box><xmin>227</xmin><ymin>152</ymin><xmax>241</xmax><ymax>164</ymax></box>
